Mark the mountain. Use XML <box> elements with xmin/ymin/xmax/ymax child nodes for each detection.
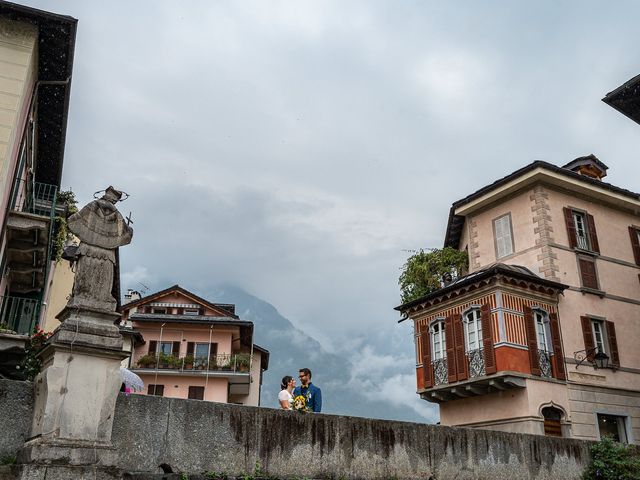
<box><xmin>209</xmin><ymin>285</ymin><xmax>431</xmax><ymax>423</ymax></box>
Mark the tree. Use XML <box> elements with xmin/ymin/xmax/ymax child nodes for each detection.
<box><xmin>398</xmin><ymin>247</ymin><xmax>469</xmax><ymax>304</ymax></box>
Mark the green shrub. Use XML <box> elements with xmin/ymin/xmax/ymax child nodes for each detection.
<box><xmin>582</xmin><ymin>436</ymin><xmax>640</xmax><ymax>480</ymax></box>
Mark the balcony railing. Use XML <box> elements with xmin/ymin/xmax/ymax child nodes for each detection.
<box><xmin>10</xmin><ymin>179</ymin><xmax>58</xmax><ymax>219</ymax></box>
<box><xmin>432</xmin><ymin>358</ymin><xmax>448</xmax><ymax>386</ymax></box>
<box><xmin>467</xmin><ymin>348</ymin><xmax>486</xmax><ymax>378</ymax></box>
<box><xmin>0</xmin><ymin>296</ymin><xmax>40</xmax><ymax>335</ymax></box>
<box><xmin>133</xmin><ymin>353</ymin><xmax>252</xmax><ymax>373</ymax></box>
<box><xmin>538</xmin><ymin>350</ymin><xmax>552</xmax><ymax>377</ymax></box>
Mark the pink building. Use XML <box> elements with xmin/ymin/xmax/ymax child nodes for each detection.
<box><xmin>397</xmin><ymin>156</ymin><xmax>640</xmax><ymax>444</ymax></box>
<box><xmin>120</xmin><ymin>285</ymin><xmax>269</xmax><ymax>406</ymax></box>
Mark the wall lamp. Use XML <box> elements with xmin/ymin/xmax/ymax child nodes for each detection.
<box><xmin>573</xmin><ymin>347</ymin><xmax>610</xmax><ymax>370</ymax></box>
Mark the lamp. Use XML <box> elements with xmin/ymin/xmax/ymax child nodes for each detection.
<box><xmin>574</xmin><ymin>347</ymin><xmax>610</xmax><ymax>370</ymax></box>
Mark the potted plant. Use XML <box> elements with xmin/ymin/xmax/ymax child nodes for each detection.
<box><xmin>194</xmin><ymin>357</ymin><xmax>206</xmax><ymax>370</ymax></box>
<box><xmin>183</xmin><ymin>355</ymin><xmax>194</xmax><ymax>370</ymax></box>
<box><xmin>137</xmin><ymin>354</ymin><xmax>155</xmax><ymax>368</ymax></box>
<box><xmin>235</xmin><ymin>354</ymin><xmax>251</xmax><ymax>372</ymax></box>
<box><xmin>158</xmin><ymin>352</ymin><xmax>172</xmax><ymax>368</ymax></box>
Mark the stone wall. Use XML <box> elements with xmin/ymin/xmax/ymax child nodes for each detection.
<box><xmin>1</xmin><ymin>380</ymin><xmax>591</xmax><ymax>479</ymax></box>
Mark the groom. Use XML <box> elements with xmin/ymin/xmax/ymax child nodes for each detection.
<box><xmin>293</xmin><ymin>367</ymin><xmax>322</xmax><ymax>413</ymax></box>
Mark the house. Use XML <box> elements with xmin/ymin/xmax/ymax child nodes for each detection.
<box><xmin>120</xmin><ymin>285</ymin><xmax>269</xmax><ymax>406</ymax></box>
<box><xmin>396</xmin><ymin>156</ymin><xmax>640</xmax><ymax>444</ymax></box>
<box><xmin>0</xmin><ymin>2</ymin><xmax>76</xmax><ymax>335</ymax></box>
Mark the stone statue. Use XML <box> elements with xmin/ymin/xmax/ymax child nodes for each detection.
<box><xmin>66</xmin><ymin>186</ymin><xmax>133</xmax><ymax>312</ymax></box>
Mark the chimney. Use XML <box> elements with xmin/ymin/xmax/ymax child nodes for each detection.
<box><xmin>562</xmin><ymin>154</ymin><xmax>608</xmax><ymax>181</ymax></box>
<box><xmin>123</xmin><ymin>289</ymin><xmax>141</xmax><ymax>304</ymax></box>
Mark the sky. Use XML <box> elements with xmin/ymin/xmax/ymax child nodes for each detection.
<box><xmin>22</xmin><ymin>0</ymin><xmax>640</xmax><ymax>421</ymax></box>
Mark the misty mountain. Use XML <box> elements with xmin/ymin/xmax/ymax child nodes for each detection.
<box><xmin>210</xmin><ymin>285</ymin><xmax>429</xmax><ymax>423</ymax></box>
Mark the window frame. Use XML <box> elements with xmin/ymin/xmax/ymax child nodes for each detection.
<box><xmin>591</xmin><ymin>319</ymin><xmax>606</xmax><ymax>355</ymax></box>
<box><xmin>183</xmin><ymin>308</ymin><xmax>200</xmax><ymax>316</ymax></box>
<box><xmin>492</xmin><ymin>212</ymin><xmax>515</xmax><ymax>259</ymax></box>
<box><xmin>194</xmin><ymin>343</ymin><xmax>211</xmax><ymax>359</ymax></box>
<box><xmin>533</xmin><ymin>309</ymin><xmax>553</xmax><ymax>353</ymax></box>
<box><xmin>596</xmin><ymin>412</ymin><xmax>630</xmax><ymax>443</ymax></box>
<box><xmin>188</xmin><ymin>386</ymin><xmax>205</xmax><ymax>400</ymax></box>
<box><xmin>429</xmin><ymin>318</ymin><xmax>447</xmax><ymax>362</ymax></box>
<box><xmin>158</xmin><ymin>342</ymin><xmax>173</xmax><ymax>355</ymax></box>
<box><xmin>572</xmin><ymin>210</ymin><xmax>590</xmax><ymax>250</ymax></box>
<box><xmin>462</xmin><ymin>307</ymin><xmax>483</xmax><ymax>352</ymax></box>
<box><xmin>148</xmin><ymin>384</ymin><xmax>164</xmax><ymax>396</ymax></box>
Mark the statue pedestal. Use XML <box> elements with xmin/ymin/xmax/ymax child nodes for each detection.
<box><xmin>18</xmin><ymin>307</ymin><xmax>128</xmax><ymax>469</ymax></box>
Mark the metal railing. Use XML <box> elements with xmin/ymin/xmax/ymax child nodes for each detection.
<box><xmin>538</xmin><ymin>350</ymin><xmax>552</xmax><ymax>377</ymax></box>
<box><xmin>0</xmin><ymin>296</ymin><xmax>40</xmax><ymax>335</ymax></box>
<box><xmin>10</xmin><ymin>179</ymin><xmax>58</xmax><ymax>218</ymax></box>
<box><xmin>133</xmin><ymin>353</ymin><xmax>252</xmax><ymax>373</ymax></box>
<box><xmin>432</xmin><ymin>358</ymin><xmax>448</xmax><ymax>386</ymax></box>
<box><xmin>467</xmin><ymin>348</ymin><xmax>486</xmax><ymax>378</ymax></box>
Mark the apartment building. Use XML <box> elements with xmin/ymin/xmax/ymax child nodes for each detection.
<box><xmin>0</xmin><ymin>2</ymin><xmax>76</xmax><ymax>335</ymax></box>
<box><xmin>120</xmin><ymin>285</ymin><xmax>269</xmax><ymax>406</ymax></box>
<box><xmin>397</xmin><ymin>155</ymin><xmax>640</xmax><ymax>444</ymax></box>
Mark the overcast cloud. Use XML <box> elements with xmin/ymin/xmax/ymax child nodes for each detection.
<box><xmin>21</xmin><ymin>0</ymin><xmax>640</xmax><ymax>420</ymax></box>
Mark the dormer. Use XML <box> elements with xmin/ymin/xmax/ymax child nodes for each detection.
<box><xmin>562</xmin><ymin>154</ymin><xmax>608</xmax><ymax>181</ymax></box>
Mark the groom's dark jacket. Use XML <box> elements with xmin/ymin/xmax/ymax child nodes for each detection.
<box><xmin>293</xmin><ymin>382</ymin><xmax>322</xmax><ymax>412</ymax></box>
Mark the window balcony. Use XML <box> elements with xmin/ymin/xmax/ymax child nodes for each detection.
<box><xmin>0</xmin><ymin>296</ymin><xmax>41</xmax><ymax>335</ymax></box>
<box><xmin>421</xmin><ymin>370</ymin><xmax>527</xmax><ymax>403</ymax></box>
<box><xmin>131</xmin><ymin>352</ymin><xmax>251</xmax><ymax>374</ymax></box>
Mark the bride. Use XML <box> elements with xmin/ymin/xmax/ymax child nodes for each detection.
<box><xmin>278</xmin><ymin>375</ymin><xmax>295</xmax><ymax>410</ymax></box>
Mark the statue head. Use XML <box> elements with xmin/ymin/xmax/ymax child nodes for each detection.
<box><xmin>101</xmin><ymin>186</ymin><xmax>124</xmax><ymax>205</ymax></box>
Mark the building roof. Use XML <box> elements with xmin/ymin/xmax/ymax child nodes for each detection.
<box><xmin>129</xmin><ymin>313</ymin><xmax>251</xmax><ymax>326</ymax></box>
<box><xmin>444</xmin><ymin>160</ymin><xmax>640</xmax><ymax>248</ymax></box>
<box><xmin>602</xmin><ymin>73</ymin><xmax>640</xmax><ymax>125</ymax></box>
<box><xmin>395</xmin><ymin>263</ymin><xmax>567</xmax><ymax>316</ymax></box>
<box><xmin>121</xmin><ymin>284</ymin><xmax>237</xmax><ymax>318</ymax></box>
<box><xmin>0</xmin><ymin>1</ymin><xmax>77</xmax><ymax>187</ymax></box>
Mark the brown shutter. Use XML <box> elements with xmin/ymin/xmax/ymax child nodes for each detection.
<box><xmin>419</xmin><ymin>323</ymin><xmax>433</xmax><ymax>388</ymax></box>
<box><xmin>549</xmin><ymin>312</ymin><xmax>566</xmax><ymax>380</ymax></box>
<box><xmin>172</xmin><ymin>341</ymin><xmax>181</xmax><ymax>356</ymax></box>
<box><xmin>480</xmin><ymin>304</ymin><xmax>496</xmax><ymax>375</ymax></box>
<box><xmin>209</xmin><ymin>343</ymin><xmax>218</xmax><ymax>357</ymax></box>
<box><xmin>586</xmin><ymin>213</ymin><xmax>600</xmax><ymax>253</ymax></box>
<box><xmin>186</xmin><ymin>342</ymin><xmax>195</xmax><ymax>356</ymax></box>
<box><xmin>578</xmin><ymin>258</ymin><xmax>599</xmax><ymax>290</ymax></box>
<box><xmin>629</xmin><ymin>227</ymin><xmax>640</xmax><ymax>265</ymax></box>
<box><xmin>606</xmin><ymin>321</ymin><xmax>620</xmax><ymax>368</ymax></box>
<box><xmin>581</xmin><ymin>316</ymin><xmax>595</xmax><ymax>361</ymax></box>
<box><xmin>445</xmin><ymin>315</ymin><xmax>457</xmax><ymax>383</ymax></box>
<box><xmin>454</xmin><ymin>314</ymin><xmax>468</xmax><ymax>381</ymax></box>
<box><xmin>524</xmin><ymin>307</ymin><xmax>541</xmax><ymax>376</ymax></box>
<box><xmin>148</xmin><ymin>340</ymin><xmax>157</xmax><ymax>355</ymax></box>
<box><xmin>177</xmin><ymin>308</ymin><xmax>184</xmax><ymax>315</ymax></box>
<box><xmin>563</xmin><ymin>207</ymin><xmax>577</xmax><ymax>249</ymax></box>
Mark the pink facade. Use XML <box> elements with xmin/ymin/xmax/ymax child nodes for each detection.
<box><xmin>121</xmin><ymin>285</ymin><xmax>268</xmax><ymax>406</ymax></box>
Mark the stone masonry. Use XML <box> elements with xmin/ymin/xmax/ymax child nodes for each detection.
<box><xmin>531</xmin><ymin>185</ymin><xmax>560</xmax><ymax>281</ymax></box>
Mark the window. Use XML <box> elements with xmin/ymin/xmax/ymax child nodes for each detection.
<box><xmin>148</xmin><ymin>384</ymin><xmax>164</xmax><ymax>396</ymax></box>
<box><xmin>430</xmin><ymin>320</ymin><xmax>446</xmax><ymax>361</ymax></box>
<box><xmin>578</xmin><ymin>256</ymin><xmax>599</xmax><ymax>290</ymax></box>
<box><xmin>534</xmin><ymin>311</ymin><xmax>551</xmax><ymax>352</ymax></box>
<box><xmin>591</xmin><ymin>320</ymin><xmax>606</xmax><ymax>354</ymax></box>
<box><xmin>542</xmin><ymin>407</ymin><xmax>563</xmax><ymax>437</ymax></box>
<box><xmin>597</xmin><ymin>414</ymin><xmax>628</xmax><ymax>443</ymax></box>
<box><xmin>563</xmin><ymin>207</ymin><xmax>600</xmax><ymax>253</ymax></box>
<box><xmin>572</xmin><ymin>211</ymin><xmax>589</xmax><ymax>250</ymax></box>
<box><xmin>194</xmin><ymin>343</ymin><xmax>210</xmax><ymax>359</ymax></box>
<box><xmin>493</xmin><ymin>214</ymin><xmax>514</xmax><ymax>259</ymax></box>
<box><xmin>629</xmin><ymin>226</ymin><xmax>640</xmax><ymax>266</ymax></box>
<box><xmin>188</xmin><ymin>386</ymin><xmax>205</xmax><ymax>400</ymax></box>
<box><xmin>158</xmin><ymin>342</ymin><xmax>173</xmax><ymax>355</ymax></box>
<box><xmin>183</xmin><ymin>308</ymin><xmax>200</xmax><ymax>316</ymax></box>
<box><xmin>464</xmin><ymin>309</ymin><xmax>483</xmax><ymax>351</ymax></box>
<box><xmin>152</xmin><ymin>308</ymin><xmax>167</xmax><ymax>314</ymax></box>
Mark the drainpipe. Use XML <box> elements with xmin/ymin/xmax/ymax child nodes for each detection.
<box><xmin>204</xmin><ymin>324</ymin><xmax>213</xmax><ymax>394</ymax></box>
<box><xmin>154</xmin><ymin>323</ymin><xmax>166</xmax><ymax>390</ymax></box>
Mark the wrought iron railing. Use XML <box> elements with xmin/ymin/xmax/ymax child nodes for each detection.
<box><xmin>10</xmin><ymin>179</ymin><xmax>58</xmax><ymax>218</ymax></box>
<box><xmin>467</xmin><ymin>348</ymin><xmax>486</xmax><ymax>378</ymax></box>
<box><xmin>432</xmin><ymin>358</ymin><xmax>448</xmax><ymax>386</ymax></box>
<box><xmin>134</xmin><ymin>352</ymin><xmax>252</xmax><ymax>373</ymax></box>
<box><xmin>538</xmin><ymin>350</ymin><xmax>552</xmax><ymax>377</ymax></box>
<box><xmin>0</xmin><ymin>296</ymin><xmax>40</xmax><ymax>335</ymax></box>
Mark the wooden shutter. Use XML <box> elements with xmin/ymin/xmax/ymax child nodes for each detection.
<box><xmin>524</xmin><ymin>307</ymin><xmax>541</xmax><ymax>376</ymax></box>
<box><xmin>172</xmin><ymin>341</ymin><xmax>181</xmax><ymax>356</ymax></box>
<box><xmin>586</xmin><ymin>214</ymin><xmax>600</xmax><ymax>253</ymax></box>
<box><xmin>445</xmin><ymin>315</ymin><xmax>457</xmax><ymax>383</ymax></box>
<box><xmin>480</xmin><ymin>304</ymin><xmax>497</xmax><ymax>375</ymax></box>
<box><xmin>581</xmin><ymin>316</ymin><xmax>595</xmax><ymax>361</ymax></box>
<box><xmin>454</xmin><ymin>315</ymin><xmax>468</xmax><ymax>381</ymax></box>
<box><xmin>549</xmin><ymin>312</ymin><xmax>566</xmax><ymax>380</ymax></box>
<box><xmin>629</xmin><ymin>227</ymin><xmax>640</xmax><ymax>265</ymax></box>
<box><xmin>148</xmin><ymin>340</ymin><xmax>157</xmax><ymax>355</ymax></box>
<box><xmin>188</xmin><ymin>386</ymin><xmax>204</xmax><ymax>400</ymax></box>
<box><xmin>148</xmin><ymin>384</ymin><xmax>164</xmax><ymax>396</ymax></box>
<box><xmin>209</xmin><ymin>343</ymin><xmax>218</xmax><ymax>357</ymax></box>
<box><xmin>606</xmin><ymin>321</ymin><xmax>620</xmax><ymax>368</ymax></box>
<box><xmin>563</xmin><ymin>207</ymin><xmax>578</xmax><ymax>249</ymax></box>
<box><xmin>186</xmin><ymin>342</ymin><xmax>195</xmax><ymax>356</ymax></box>
<box><xmin>578</xmin><ymin>258</ymin><xmax>599</xmax><ymax>290</ymax></box>
<box><xmin>419</xmin><ymin>323</ymin><xmax>433</xmax><ymax>388</ymax></box>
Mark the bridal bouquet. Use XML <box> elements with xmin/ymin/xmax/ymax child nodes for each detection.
<box><xmin>292</xmin><ymin>395</ymin><xmax>307</xmax><ymax>412</ymax></box>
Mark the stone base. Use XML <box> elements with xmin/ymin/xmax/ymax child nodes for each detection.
<box><xmin>54</xmin><ymin>306</ymin><xmax>123</xmax><ymax>350</ymax></box>
<box><xmin>19</xmin><ymin>438</ymin><xmax>119</xmax><ymax>466</ymax></box>
<box><xmin>0</xmin><ymin>464</ymin><xmax>122</xmax><ymax>480</ymax></box>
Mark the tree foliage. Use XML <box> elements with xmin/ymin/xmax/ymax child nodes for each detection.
<box><xmin>398</xmin><ymin>247</ymin><xmax>469</xmax><ymax>304</ymax></box>
<box><xmin>582</xmin><ymin>436</ymin><xmax>640</xmax><ymax>480</ymax></box>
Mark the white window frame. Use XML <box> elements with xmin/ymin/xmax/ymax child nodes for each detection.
<box><xmin>463</xmin><ymin>308</ymin><xmax>483</xmax><ymax>352</ymax></box>
<box><xmin>595</xmin><ymin>412</ymin><xmax>630</xmax><ymax>444</ymax></box>
<box><xmin>572</xmin><ymin>211</ymin><xmax>589</xmax><ymax>250</ymax></box>
<box><xmin>533</xmin><ymin>309</ymin><xmax>552</xmax><ymax>353</ymax></box>
<box><xmin>430</xmin><ymin>319</ymin><xmax>447</xmax><ymax>362</ymax></box>
<box><xmin>493</xmin><ymin>213</ymin><xmax>515</xmax><ymax>259</ymax></box>
<box><xmin>194</xmin><ymin>343</ymin><xmax>211</xmax><ymax>359</ymax></box>
<box><xmin>591</xmin><ymin>319</ymin><xmax>606</xmax><ymax>354</ymax></box>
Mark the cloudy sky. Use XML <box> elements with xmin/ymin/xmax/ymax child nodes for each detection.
<box><xmin>24</xmin><ymin>1</ymin><xmax>640</xmax><ymax>420</ymax></box>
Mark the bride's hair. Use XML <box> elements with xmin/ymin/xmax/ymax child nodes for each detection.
<box><xmin>280</xmin><ymin>376</ymin><xmax>293</xmax><ymax>390</ymax></box>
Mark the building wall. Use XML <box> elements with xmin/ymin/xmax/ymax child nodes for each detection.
<box><xmin>41</xmin><ymin>260</ymin><xmax>75</xmax><ymax>332</ymax></box>
<box><xmin>136</xmin><ymin>373</ymin><xmax>228</xmax><ymax>402</ymax></box>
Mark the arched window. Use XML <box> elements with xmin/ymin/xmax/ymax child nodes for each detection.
<box><xmin>541</xmin><ymin>406</ymin><xmax>564</xmax><ymax>437</ymax></box>
<box><xmin>430</xmin><ymin>319</ymin><xmax>446</xmax><ymax>361</ymax></box>
<box><xmin>464</xmin><ymin>308</ymin><xmax>483</xmax><ymax>352</ymax></box>
<box><xmin>534</xmin><ymin>309</ymin><xmax>552</xmax><ymax>352</ymax></box>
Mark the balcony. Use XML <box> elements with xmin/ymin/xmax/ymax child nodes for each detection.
<box><xmin>5</xmin><ymin>180</ymin><xmax>58</xmax><ymax>294</ymax></box>
<box><xmin>0</xmin><ymin>296</ymin><xmax>40</xmax><ymax>335</ymax></box>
